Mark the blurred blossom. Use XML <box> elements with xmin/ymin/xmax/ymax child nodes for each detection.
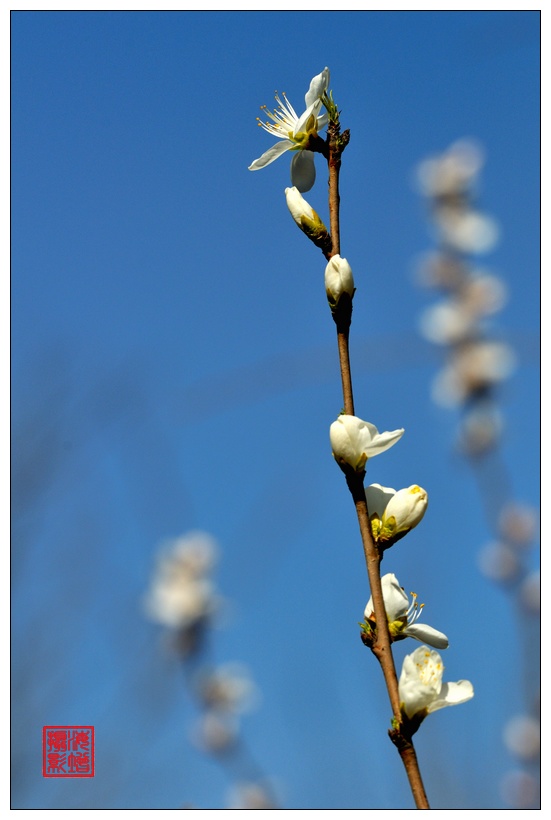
<box><xmin>461</xmin><ymin>273</ymin><xmax>507</xmax><ymax>316</ymax></box>
<box><xmin>419</xmin><ymin>274</ymin><xmax>506</xmax><ymax>346</ymax></box>
<box><xmin>197</xmin><ymin>663</ymin><xmax>259</xmax><ymax>714</ymax></box>
<box><xmin>192</xmin><ymin>711</ymin><xmax>238</xmax><ymax>754</ymax></box>
<box><xmin>477</xmin><ymin>542</ymin><xmax>521</xmax><ymax>583</ymax></box>
<box><xmin>458</xmin><ymin>404</ymin><xmax>503</xmax><ymax>456</ymax></box>
<box><xmin>498</xmin><ymin>503</ymin><xmax>538</xmax><ymax>549</ymax></box>
<box><xmin>503</xmin><ymin>715</ymin><xmax>540</xmax><ymax>761</ymax></box>
<box><xmin>145</xmin><ymin>531</ymin><xmax>220</xmax><ymax>631</ymax></box>
<box><xmin>519</xmin><ymin>571</ymin><xmax>540</xmax><ymax>615</ymax></box>
<box><xmin>228</xmin><ymin>783</ymin><xmax>277</xmax><ymax>809</ymax></box>
<box><xmin>415</xmin><ymin>252</ymin><xmax>466</xmax><ymax>290</ymax></box>
<box><xmin>416</xmin><ymin>139</ymin><xmax>484</xmax><ymax>198</ymax></box>
<box><xmin>431</xmin><ymin>341</ymin><xmax>516</xmax><ymax>407</ymax></box>
<box><xmin>435</xmin><ymin>208</ymin><xmax>499</xmax><ymax>254</ymax></box>
<box><xmin>500</xmin><ymin>769</ymin><xmax>540</xmax><ymax>809</ymax></box>
<box><xmin>420</xmin><ymin>301</ymin><xmax>477</xmax><ymax>345</ymax></box>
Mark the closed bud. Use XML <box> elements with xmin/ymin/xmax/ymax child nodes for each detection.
<box><xmin>325</xmin><ymin>254</ymin><xmax>355</xmax><ymax>307</ymax></box>
<box><xmin>284</xmin><ymin>187</ymin><xmax>331</xmax><ymax>252</ymax></box>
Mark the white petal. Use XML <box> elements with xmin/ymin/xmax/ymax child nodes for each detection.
<box><xmin>305</xmin><ymin>67</ymin><xmax>330</xmax><ymax>107</ymax></box>
<box><xmin>364</xmin><ymin>427</ymin><xmax>405</xmax><ymax>456</ymax></box>
<box><xmin>405</xmin><ymin>623</ymin><xmax>449</xmax><ymax>649</ymax></box>
<box><xmin>365</xmin><ymin>483</ymin><xmax>396</xmax><ymax>518</ymax></box>
<box><xmin>364</xmin><ymin>572</ymin><xmax>407</xmax><ymax>621</ymax></box>
<box><xmin>248</xmin><ymin>139</ymin><xmax>293</xmax><ymax>171</ymax></box>
<box><xmin>427</xmin><ymin>680</ymin><xmax>474</xmax><ymax>713</ymax></box>
<box><xmin>316</xmin><ymin>112</ymin><xmax>329</xmax><ymax>130</ymax></box>
<box><xmin>290</xmin><ymin>150</ymin><xmax>316</xmax><ymax>192</ymax></box>
<box><xmin>294</xmin><ymin>100</ymin><xmax>320</xmax><ymax>136</ymax></box>
<box><xmin>382</xmin><ymin>573</ymin><xmax>409</xmax><ymax>621</ymax></box>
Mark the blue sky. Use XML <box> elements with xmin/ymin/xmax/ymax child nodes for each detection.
<box><xmin>12</xmin><ymin>10</ymin><xmax>540</xmax><ymax>810</ymax></box>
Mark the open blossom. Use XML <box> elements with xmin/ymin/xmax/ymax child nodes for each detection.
<box><xmin>325</xmin><ymin>254</ymin><xmax>355</xmax><ymax>306</ymax></box>
<box><xmin>330</xmin><ymin>415</ymin><xmax>404</xmax><ymax>472</ymax></box>
<box><xmin>362</xmin><ymin>573</ymin><xmax>448</xmax><ymax>649</ymax></box>
<box><xmin>365</xmin><ymin>484</ymin><xmax>427</xmax><ymax>547</ymax></box>
<box><xmin>249</xmin><ymin>68</ymin><xmax>330</xmax><ymax>192</ymax></box>
<box><xmin>399</xmin><ymin>645</ymin><xmax>474</xmax><ymax>728</ymax></box>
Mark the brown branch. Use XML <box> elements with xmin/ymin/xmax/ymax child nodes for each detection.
<box><xmin>326</xmin><ymin>112</ymin><xmax>430</xmax><ymax>809</ymax></box>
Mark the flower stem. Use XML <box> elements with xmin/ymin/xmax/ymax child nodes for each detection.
<box><xmin>326</xmin><ymin>119</ymin><xmax>430</xmax><ymax>810</ymax></box>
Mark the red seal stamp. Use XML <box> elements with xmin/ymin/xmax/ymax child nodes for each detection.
<box><xmin>42</xmin><ymin>726</ymin><xmax>95</xmax><ymax>777</ymax></box>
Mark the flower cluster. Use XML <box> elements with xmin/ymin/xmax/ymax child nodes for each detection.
<box><xmin>146</xmin><ymin>532</ymin><xmax>276</xmax><ymax>805</ymax></box>
<box><xmin>250</xmin><ymin>71</ymin><xmax>475</xmax><ymax>784</ymax></box>
<box><xmin>415</xmin><ymin>139</ymin><xmax>515</xmax><ymax>454</ymax></box>
<box><xmin>416</xmin><ymin>141</ymin><xmax>538</xmax><ymax>778</ymax></box>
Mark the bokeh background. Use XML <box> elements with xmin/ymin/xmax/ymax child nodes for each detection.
<box><xmin>11</xmin><ymin>10</ymin><xmax>540</xmax><ymax>810</ymax></box>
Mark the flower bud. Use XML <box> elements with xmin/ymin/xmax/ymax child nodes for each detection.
<box><xmin>284</xmin><ymin>186</ymin><xmax>331</xmax><ymax>251</ymax></box>
<box><xmin>330</xmin><ymin>415</ymin><xmax>404</xmax><ymax>473</ymax></box>
<box><xmin>325</xmin><ymin>254</ymin><xmax>355</xmax><ymax>307</ymax></box>
<box><xmin>365</xmin><ymin>483</ymin><xmax>427</xmax><ymax>547</ymax></box>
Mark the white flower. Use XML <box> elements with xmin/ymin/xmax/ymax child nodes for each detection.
<box><xmin>365</xmin><ymin>484</ymin><xmax>428</xmax><ymax>547</ymax></box>
<box><xmin>146</xmin><ymin>577</ymin><xmax>216</xmax><ymax>629</ymax></box>
<box><xmin>436</xmin><ymin>207</ymin><xmax>499</xmax><ymax>254</ymax></box>
<box><xmin>417</xmin><ymin>139</ymin><xmax>484</xmax><ymax>198</ymax></box>
<box><xmin>330</xmin><ymin>415</ymin><xmax>404</xmax><ymax>472</ymax></box>
<box><xmin>363</xmin><ymin>573</ymin><xmax>448</xmax><ymax>649</ymax></box>
<box><xmin>249</xmin><ymin>68</ymin><xmax>330</xmax><ymax>192</ymax></box>
<box><xmin>431</xmin><ymin>341</ymin><xmax>516</xmax><ymax>407</ymax></box>
<box><xmin>145</xmin><ymin>531</ymin><xmax>220</xmax><ymax>629</ymax></box>
<box><xmin>198</xmin><ymin>663</ymin><xmax>258</xmax><ymax>715</ymax></box>
<box><xmin>325</xmin><ymin>254</ymin><xmax>355</xmax><ymax>306</ymax></box>
<box><xmin>399</xmin><ymin>646</ymin><xmax>474</xmax><ymax>725</ymax></box>
<box><xmin>503</xmin><ymin>715</ymin><xmax>540</xmax><ymax>761</ymax></box>
<box><xmin>420</xmin><ymin>275</ymin><xmax>507</xmax><ymax>346</ymax></box>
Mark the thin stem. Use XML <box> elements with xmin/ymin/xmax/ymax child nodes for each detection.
<box><xmin>346</xmin><ymin>471</ymin><xmax>402</xmax><ymax>720</ymax></box>
<box><xmin>337</xmin><ymin>324</ymin><xmax>354</xmax><ymax>415</ymax></box>
<box><xmin>326</xmin><ymin>117</ymin><xmax>430</xmax><ymax>810</ymax></box>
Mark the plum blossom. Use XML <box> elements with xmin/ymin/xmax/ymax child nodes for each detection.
<box><xmin>399</xmin><ymin>645</ymin><xmax>473</xmax><ymax>729</ymax></box>
<box><xmin>365</xmin><ymin>484</ymin><xmax>427</xmax><ymax>547</ymax></box>
<box><xmin>330</xmin><ymin>415</ymin><xmax>404</xmax><ymax>472</ymax></box>
<box><xmin>249</xmin><ymin>68</ymin><xmax>330</xmax><ymax>192</ymax></box>
<box><xmin>145</xmin><ymin>531</ymin><xmax>220</xmax><ymax>630</ymax></box>
<box><xmin>362</xmin><ymin>573</ymin><xmax>448</xmax><ymax>649</ymax></box>
<box><xmin>325</xmin><ymin>254</ymin><xmax>355</xmax><ymax>306</ymax></box>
